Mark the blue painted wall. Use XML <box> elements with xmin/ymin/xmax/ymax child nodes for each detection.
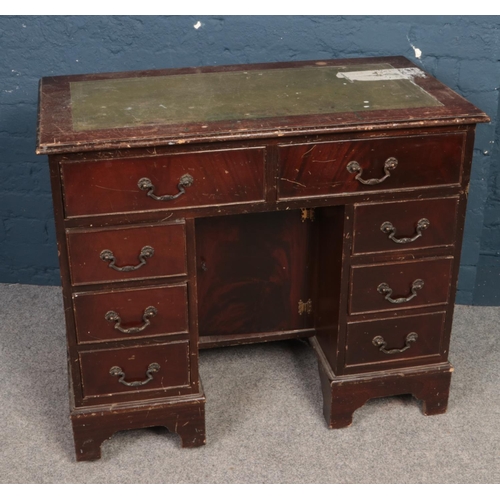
<box><xmin>0</xmin><ymin>16</ymin><xmax>499</xmax><ymax>304</ymax></box>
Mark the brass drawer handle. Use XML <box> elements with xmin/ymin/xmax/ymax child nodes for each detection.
<box><xmin>138</xmin><ymin>174</ymin><xmax>194</xmax><ymax>201</ymax></box>
<box><xmin>380</xmin><ymin>218</ymin><xmax>430</xmax><ymax>244</ymax></box>
<box><xmin>377</xmin><ymin>279</ymin><xmax>424</xmax><ymax>304</ymax></box>
<box><xmin>105</xmin><ymin>306</ymin><xmax>158</xmax><ymax>334</ymax></box>
<box><xmin>347</xmin><ymin>157</ymin><xmax>397</xmax><ymax>185</ymax></box>
<box><xmin>100</xmin><ymin>246</ymin><xmax>154</xmax><ymax>272</ymax></box>
<box><xmin>109</xmin><ymin>363</ymin><xmax>160</xmax><ymax>387</ymax></box>
<box><xmin>372</xmin><ymin>332</ymin><xmax>418</xmax><ymax>355</ymax></box>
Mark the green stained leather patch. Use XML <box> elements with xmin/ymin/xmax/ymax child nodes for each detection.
<box><xmin>70</xmin><ymin>63</ymin><xmax>442</xmax><ymax>131</ymax></box>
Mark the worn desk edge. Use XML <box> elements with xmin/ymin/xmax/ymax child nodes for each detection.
<box><xmin>36</xmin><ymin>57</ymin><xmax>490</xmax><ymax>156</ymax></box>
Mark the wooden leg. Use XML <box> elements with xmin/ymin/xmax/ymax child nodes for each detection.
<box><xmin>169</xmin><ymin>402</ymin><xmax>206</xmax><ymax>448</ymax></box>
<box><xmin>313</xmin><ymin>337</ymin><xmax>453</xmax><ymax>429</ymax></box>
<box><xmin>178</xmin><ymin>414</ymin><xmax>206</xmax><ymax>448</ymax></box>
<box><xmin>323</xmin><ymin>404</ymin><xmax>360</xmax><ymax>429</ymax></box>
<box><xmin>415</xmin><ymin>375</ymin><xmax>451</xmax><ymax>416</ymax></box>
<box><xmin>71</xmin><ymin>393</ymin><xmax>206</xmax><ymax>461</ymax></box>
<box><xmin>422</xmin><ymin>395</ymin><xmax>449</xmax><ymax>415</ymax></box>
<box><xmin>319</xmin><ymin>363</ymin><xmax>453</xmax><ymax>428</ymax></box>
<box><xmin>318</xmin><ymin>359</ymin><xmax>368</xmax><ymax>428</ymax></box>
<box><xmin>72</xmin><ymin>422</ymin><xmax>108</xmax><ymax>461</ymax></box>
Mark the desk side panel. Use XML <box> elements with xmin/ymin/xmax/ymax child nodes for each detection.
<box><xmin>314</xmin><ymin>205</ymin><xmax>350</xmax><ymax>374</ymax></box>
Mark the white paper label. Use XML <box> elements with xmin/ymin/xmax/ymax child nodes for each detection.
<box><xmin>336</xmin><ymin>68</ymin><xmax>427</xmax><ymax>82</ymax></box>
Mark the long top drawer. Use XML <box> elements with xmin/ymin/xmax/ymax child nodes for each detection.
<box><xmin>278</xmin><ymin>133</ymin><xmax>465</xmax><ymax>199</ymax></box>
<box><xmin>61</xmin><ymin>147</ymin><xmax>266</xmax><ymax>217</ymax></box>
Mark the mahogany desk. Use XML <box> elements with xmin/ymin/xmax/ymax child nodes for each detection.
<box><xmin>36</xmin><ymin>57</ymin><xmax>488</xmax><ymax>461</ymax></box>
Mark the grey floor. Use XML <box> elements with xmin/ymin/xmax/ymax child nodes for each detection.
<box><xmin>0</xmin><ymin>283</ymin><xmax>499</xmax><ymax>483</ymax></box>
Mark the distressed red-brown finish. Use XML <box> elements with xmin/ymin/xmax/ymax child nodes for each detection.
<box><xmin>73</xmin><ymin>283</ymin><xmax>188</xmax><ymax>344</ymax></box>
<box><xmin>66</xmin><ymin>222</ymin><xmax>187</xmax><ymax>285</ymax></box>
<box><xmin>278</xmin><ymin>133</ymin><xmax>465</xmax><ymax>199</ymax></box>
<box><xmin>37</xmin><ymin>57</ymin><xmax>488</xmax><ymax>461</ymax></box>
<box><xmin>36</xmin><ymin>57</ymin><xmax>488</xmax><ymax>155</ymax></box>
<box><xmin>312</xmin><ymin>206</ymin><xmax>348</xmax><ymax>375</ymax></box>
<box><xmin>79</xmin><ymin>341</ymin><xmax>190</xmax><ymax>399</ymax></box>
<box><xmin>196</xmin><ymin>210</ymin><xmax>314</xmax><ymax>340</ymax></box>
<box><xmin>352</xmin><ymin>197</ymin><xmax>459</xmax><ymax>254</ymax></box>
<box><xmin>71</xmin><ymin>395</ymin><xmax>206</xmax><ymax>461</ymax></box>
<box><xmin>344</xmin><ymin>311</ymin><xmax>446</xmax><ymax>371</ymax></box>
<box><xmin>312</xmin><ymin>336</ymin><xmax>453</xmax><ymax>428</ymax></box>
<box><xmin>61</xmin><ymin>147</ymin><xmax>266</xmax><ymax>218</ymax></box>
<box><xmin>349</xmin><ymin>257</ymin><xmax>454</xmax><ymax>314</ymax></box>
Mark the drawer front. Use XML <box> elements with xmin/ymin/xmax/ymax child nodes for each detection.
<box><xmin>349</xmin><ymin>258</ymin><xmax>453</xmax><ymax>315</ymax></box>
<box><xmin>345</xmin><ymin>312</ymin><xmax>446</xmax><ymax>371</ymax></box>
<box><xmin>353</xmin><ymin>197</ymin><xmax>459</xmax><ymax>254</ymax></box>
<box><xmin>80</xmin><ymin>341</ymin><xmax>190</xmax><ymax>399</ymax></box>
<box><xmin>73</xmin><ymin>284</ymin><xmax>188</xmax><ymax>344</ymax></box>
<box><xmin>278</xmin><ymin>133</ymin><xmax>464</xmax><ymax>199</ymax></box>
<box><xmin>62</xmin><ymin>147</ymin><xmax>266</xmax><ymax>217</ymax></box>
<box><xmin>67</xmin><ymin>222</ymin><xmax>186</xmax><ymax>285</ymax></box>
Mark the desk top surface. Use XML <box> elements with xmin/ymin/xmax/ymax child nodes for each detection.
<box><xmin>37</xmin><ymin>56</ymin><xmax>488</xmax><ymax>154</ymax></box>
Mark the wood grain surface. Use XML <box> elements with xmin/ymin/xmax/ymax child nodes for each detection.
<box><xmin>61</xmin><ymin>147</ymin><xmax>266</xmax><ymax>217</ymax></box>
<box><xmin>278</xmin><ymin>133</ymin><xmax>464</xmax><ymax>199</ymax></box>
<box><xmin>66</xmin><ymin>222</ymin><xmax>187</xmax><ymax>285</ymax></box>
<box><xmin>196</xmin><ymin>210</ymin><xmax>314</xmax><ymax>338</ymax></box>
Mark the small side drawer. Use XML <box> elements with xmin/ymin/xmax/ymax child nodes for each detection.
<box><xmin>345</xmin><ymin>312</ymin><xmax>446</xmax><ymax>372</ymax></box>
<box><xmin>73</xmin><ymin>284</ymin><xmax>188</xmax><ymax>344</ymax></box>
<box><xmin>61</xmin><ymin>147</ymin><xmax>266</xmax><ymax>218</ymax></box>
<box><xmin>349</xmin><ymin>257</ymin><xmax>453</xmax><ymax>315</ymax></box>
<box><xmin>79</xmin><ymin>341</ymin><xmax>190</xmax><ymax>399</ymax></box>
<box><xmin>66</xmin><ymin>222</ymin><xmax>186</xmax><ymax>286</ymax></box>
<box><xmin>278</xmin><ymin>133</ymin><xmax>464</xmax><ymax>200</ymax></box>
<box><xmin>352</xmin><ymin>197</ymin><xmax>459</xmax><ymax>255</ymax></box>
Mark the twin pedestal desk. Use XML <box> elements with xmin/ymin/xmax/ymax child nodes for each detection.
<box><xmin>36</xmin><ymin>57</ymin><xmax>488</xmax><ymax>461</ymax></box>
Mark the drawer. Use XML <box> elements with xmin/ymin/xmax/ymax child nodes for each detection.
<box><xmin>278</xmin><ymin>133</ymin><xmax>464</xmax><ymax>199</ymax></box>
<box><xmin>73</xmin><ymin>284</ymin><xmax>188</xmax><ymax>344</ymax></box>
<box><xmin>352</xmin><ymin>197</ymin><xmax>459</xmax><ymax>254</ymax></box>
<box><xmin>349</xmin><ymin>257</ymin><xmax>453</xmax><ymax>315</ymax></box>
<box><xmin>61</xmin><ymin>147</ymin><xmax>266</xmax><ymax>217</ymax></box>
<box><xmin>345</xmin><ymin>312</ymin><xmax>446</xmax><ymax>371</ymax></box>
<box><xmin>79</xmin><ymin>341</ymin><xmax>190</xmax><ymax>399</ymax></box>
<box><xmin>66</xmin><ymin>222</ymin><xmax>186</xmax><ymax>286</ymax></box>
